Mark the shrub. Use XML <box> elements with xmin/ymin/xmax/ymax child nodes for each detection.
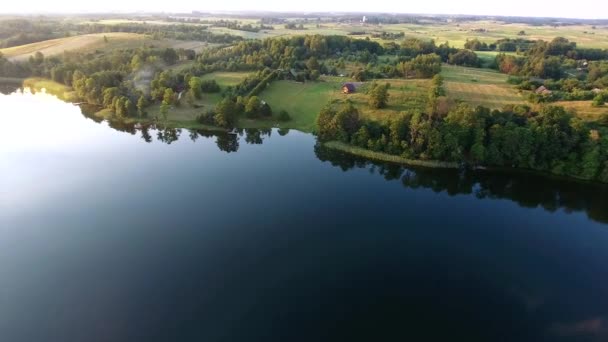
<box><xmin>278</xmin><ymin>110</ymin><xmax>291</xmax><ymax>121</ymax></box>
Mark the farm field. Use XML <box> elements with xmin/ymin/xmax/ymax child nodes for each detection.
<box><xmin>0</xmin><ymin>33</ymin><xmax>215</xmax><ymax>61</ymax></box>
<box><xmin>0</xmin><ymin>33</ymin><xmax>150</xmax><ymax>61</ymax></box>
<box><xmin>441</xmin><ymin>64</ymin><xmax>525</xmax><ymax>109</ymax></box>
<box><xmin>201</xmin><ymin>71</ymin><xmax>251</xmax><ymax>87</ymax></box>
<box><xmin>81</xmin><ymin>18</ymin><xmax>608</xmax><ymax>49</ymax></box>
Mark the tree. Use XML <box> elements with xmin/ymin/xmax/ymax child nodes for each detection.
<box><xmin>162</xmin><ymin>48</ymin><xmax>179</xmax><ymax>65</ymax></box>
<box><xmin>316</xmin><ymin>105</ymin><xmax>338</xmax><ymax>141</ymax></box>
<box><xmin>188</xmin><ymin>77</ymin><xmax>203</xmax><ymax>100</ymax></box>
<box><xmin>368</xmin><ymin>82</ymin><xmax>390</xmax><ymax>109</ymax></box>
<box><xmin>278</xmin><ymin>110</ymin><xmax>291</xmax><ymax>121</ymax></box>
<box><xmin>406</xmin><ymin>53</ymin><xmax>442</xmax><ymax>78</ymax></box>
<box><xmin>245</xmin><ymin>96</ymin><xmax>262</xmax><ymax>118</ymax></box>
<box><xmin>115</xmin><ymin>97</ymin><xmax>126</xmax><ymax>118</ymax></box>
<box><xmin>306</xmin><ymin>57</ymin><xmax>320</xmax><ymax>71</ymax></box>
<box><xmin>125</xmin><ymin>99</ymin><xmax>136</xmax><ymax>117</ymax></box>
<box><xmin>352</xmin><ymin>69</ymin><xmax>366</xmax><ymax>81</ymax></box>
<box><xmin>137</xmin><ymin>96</ymin><xmax>147</xmax><ymax>117</ymax></box>
<box><xmin>214</xmin><ymin>98</ymin><xmax>238</xmax><ymax>128</ymax></box>
<box><xmin>448</xmin><ymin>50</ymin><xmax>480</xmax><ymax>67</ymax></box>
<box><xmin>163</xmin><ymin>88</ymin><xmax>175</xmax><ymax>105</ymax></box>
<box><xmin>160</xmin><ymin>101</ymin><xmax>170</xmax><ymax>123</ymax></box>
<box><xmin>592</xmin><ymin>94</ymin><xmax>605</xmax><ymax>107</ymax></box>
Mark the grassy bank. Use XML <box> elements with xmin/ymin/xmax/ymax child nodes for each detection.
<box><xmin>93</xmin><ymin>108</ymin><xmax>228</xmax><ymax>132</ymax></box>
<box><xmin>323</xmin><ymin>141</ymin><xmax>460</xmax><ymax>169</ymax></box>
<box><xmin>22</xmin><ymin>78</ymin><xmax>77</xmax><ymax>102</ymax></box>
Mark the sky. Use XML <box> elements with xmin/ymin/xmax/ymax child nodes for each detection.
<box><xmin>1</xmin><ymin>0</ymin><xmax>606</xmax><ymax>20</ymax></box>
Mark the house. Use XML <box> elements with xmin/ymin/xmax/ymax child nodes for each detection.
<box><xmin>535</xmin><ymin>85</ymin><xmax>552</xmax><ymax>95</ymax></box>
<box><xmin>342</xmin><ymin>83</ymin><xmax>356</xmax><ymax>94</ymax></box>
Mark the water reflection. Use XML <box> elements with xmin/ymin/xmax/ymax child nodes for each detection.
<box><xmin>3</xmin><ymin>89</ymin><xmax>608</xmax><ymax>225</ymax></box>
<box><xmin>315</xmin><ymin>143</ymin><xmax>608</xmax><ymax>224</ymax></box>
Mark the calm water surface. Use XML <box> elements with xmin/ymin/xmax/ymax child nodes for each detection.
<box><xmin>2</xmin><ymin>90</ymin><xmax>608</xmax><ymax>342</ymax></box>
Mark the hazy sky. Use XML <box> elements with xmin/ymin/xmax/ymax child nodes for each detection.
<box><xmin>1</xmin><ymin>0</ymin><xmax>606</xmax><ymax>20</ymax></box>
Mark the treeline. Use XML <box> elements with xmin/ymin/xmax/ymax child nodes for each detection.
<box><xmin>203</xmin><ymin>20</ymin><xmax>274</xmax><ymax>33</ymax></box>
<box><xmin>466</xmin><ymin>37</ymin><xmax>608</xmax><ymax>61</ymax></box>
<box><xmin>190</xmin><ymin>35</ymin><xmax>476</xmax><ymax>81</ymax></box>
<box><xmin>0</xmin><ymin>19</ymin><xmax>65</xmax><ymax>48</ymax></box>
<box><xmin>317</xmin><ymin>102</ymin><xmax>608</xmax><ymax>183</ymax></box>
<box><xmin>74</xmin><ymin>23</ymin><xmax>243</xmax><ymax>44</ymax></box>
<box><xmin>197</xmin><ymin>35</ymin><xmax>384</xmax><ymax>70</ymax></box>
<box><xmin>493</xmin><ymin>37</ymin><xmax>608</xmax><ymax>82</ymax></box>
<box><xmin>196</xmin><ymin>95</ymin><xmax>274</xmax><ymax>128</ymax></box>
<box><xmin>0</xmin><ymin>19</ymin><xmax>244</xmax><ymax>48</ymax></box>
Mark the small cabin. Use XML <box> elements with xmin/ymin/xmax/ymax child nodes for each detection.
<box><xmin>535</xmin><ymin>85</ymin><xmax>552</xmax><ymax>95</ymax></box>
<box><xmin>342</xmin><ymin>83</ymin><xmax>356</xmax><ymax>94</ymax></box>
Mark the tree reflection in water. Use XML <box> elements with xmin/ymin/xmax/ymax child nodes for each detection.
<box><xmin>73</xmin><ymin>107</ymin><xmax>608</xmax><ymax>225</ymax></box>
<box><xmin>314</xmin><ymin>143</ymin><xmax>608</xmax><ymax>224</ymax></box>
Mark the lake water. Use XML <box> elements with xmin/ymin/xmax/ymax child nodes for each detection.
<box><xmin>2</xmin><ymin>90</ymin><xmax>608</xmax><ymax>342</ymax></box>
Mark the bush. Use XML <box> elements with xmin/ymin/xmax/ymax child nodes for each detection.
<box><xmin>507</xmin><ymin>76</ymin><xmax>524</xmax><ymax>85</ymax></box>
<box><xmin>592</xmin><ymin>94</ymin><xmax>606</xmax><ymax>107</ymax></box>
<box><xmin>200</xmin><ymin>79</ymin><xmax>220</xmax><ymax>93</ymax></box>
<box><xmin>196</xmin><ymin>110</ymin><xmax>216</xmax><ymax>125</ymax></box>
<box><xmin>278</xmin><ymin>110</ymin><xmax>291</xmax><ymax>121</ymax></box>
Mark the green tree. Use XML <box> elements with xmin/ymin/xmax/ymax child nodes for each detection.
<box><xmin>137</xmin><ymin>96</ymin><xmax>147</xmax><ymax>117</ymax></box>
<box><xmin>306</xmin><ymin>57</ymin><xmax>320</xmax><ymax>71</ymax></box>
<box><xmin>368</xmin><ymin>82</ymin><xmax>390</xmax><ymax>109</ymax></box>
<box><xmin>163</xmin><ymin>88</ymin><xmax>175</xmax><ymax>105</ymax></box>
<box><xmin>245</xmin><ymin>96</ymin><xmax>262</xmax><ymax>118</ymax></box>
<box><xmin>160</xmin><ymin>101</ymin><xmax>170</xmax><ymax>123</ymax></box>
<box><xmin>214</xmin><ymin>98</ymin><xmax>238</xmax><ymax>128</ymax></box>
<box><xmin>188</xmin><ymin>77</ymin><xmax>203</xmax><ymax>100</ymax></box>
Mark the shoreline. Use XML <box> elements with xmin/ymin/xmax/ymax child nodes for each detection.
<box><xmin>322</xmin><ymin>141</ymin><xmax>460</xmax><ymax>169</ymax></box>
<box><xmin>323</xmin><ymin>141</ymin><xmax>608</xmax><ymax>185</ymax></box>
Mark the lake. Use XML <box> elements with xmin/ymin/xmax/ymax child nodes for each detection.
<box><xmin>2</xmin><ymin>90</ymin><xmax>608</xmax><ymax>342</ymax></box>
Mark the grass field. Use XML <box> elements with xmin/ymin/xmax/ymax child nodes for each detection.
<box><xmin>252</xmin><ymin>78</ymin><xmax>430</xmax><ymax>131</ymax></box>
<box><xmin>556</xmin><ymin>101</ymin><xmax>608</xmax><ymax>121</ymax></box>
<box><xmin>345</xmin><ymin>79</ymin><xmax>430</xmax><ymax>122</ymax></box>
<box><xmin>0</xmin><ymin>33</ymin><xmax>216</xmax><ymax>62</ymax></box>
<box><xmin>0</xmin><ymin>33</ymin><xmax>151</xmax><ymax>61</ymax></box>
<box><xmin>84</xmin><ymin>18</ymin><xmax>608</xmax><ymax>49</ymax></box>
<box><xmin>200</xmin><ymin>71</ymin><xmax>251</xmax><ymax>87</ymax></box>
<box><xmin>441</xmin><ymin>64</ymin><xmax>524</xmax><ymax>109</ymax></box>
<box><xmin>256</xmin><ymin>80</ymin><xmax>342</xmax><ymax>132</ymax></box>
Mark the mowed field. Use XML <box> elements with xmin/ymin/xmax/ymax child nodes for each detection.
<box><xmin>0</xmin><ymin>33</ymin><xmax>149</xmax><ymax>61</ymax></box>
<box><xmin>441</xmin><ymin>65</ymin><xmax>525</xmax><ymax>109</ymax></box>
<box><xmin>255</xmin><ymin>80</ymin><xmax>343</xmax><ymax>131</ymax></box>
<box><xmin>0</xmin><ymin>33</ymin><xmax>215</xmax><ymax>61</ymax></box>
<box><xmin>556</xmin><ymin>101</ymin><xmax>608</xmax><ymax>121</ymax></box>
